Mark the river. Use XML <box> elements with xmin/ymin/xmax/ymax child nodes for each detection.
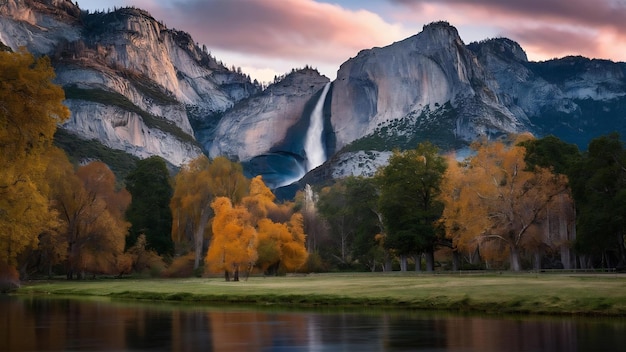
<box><xmin>1</xmin><ymin>295</ymin><xmax>625</xmax><ymax>351</ymax></box>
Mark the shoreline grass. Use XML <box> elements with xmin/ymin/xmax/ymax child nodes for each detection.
<box><xmin>14</xmin><ymin>272</ymin><xmax>626</xmax><ymax>316</ymax></box>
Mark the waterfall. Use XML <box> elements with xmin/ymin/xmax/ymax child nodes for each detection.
<box><xmin>304</xmin><ymin>82</ymin><xmax>331</xmax><ymax>171</ymax></box>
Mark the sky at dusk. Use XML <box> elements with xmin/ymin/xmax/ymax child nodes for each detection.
<box><xmin>76</xmin><ymin>0</ymin><xmax>626</xmax><ymax>83</ymax></box>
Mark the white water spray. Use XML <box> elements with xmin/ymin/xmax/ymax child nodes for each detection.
<box><xmin>304</xmin><ymin>82</ymin><xmax>331</xmax><ymax>171</ymax></box>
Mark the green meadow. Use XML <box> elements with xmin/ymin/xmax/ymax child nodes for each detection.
<box><xmin>16</xmin><ymin>272</ymin><xmax>626</xmax><ymax>316</ymax></box>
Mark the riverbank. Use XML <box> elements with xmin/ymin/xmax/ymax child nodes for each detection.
<box><xmin>15</xmin><ymin>272</ymin><xmax>626</xmax><ymax>316</ymax></box>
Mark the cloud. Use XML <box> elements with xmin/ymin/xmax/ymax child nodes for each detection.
<box><xmin>136</xmin><ymin>0</ymin><xmax>408</xmax><ymax>64</ymax></box>
<box><xmin>390</xmin><ymin>0</ymin><xmax>626</xmax><ymax>29</ymax></box>
<box><xmin>505</xmin><ymin>25</ymin><xmax>600</xmax><ymax>60</ymax></box>
<box><xmin>389</xmin><ymin>0</ymin><xmax>626</xmax><ymax>62</ymax></box>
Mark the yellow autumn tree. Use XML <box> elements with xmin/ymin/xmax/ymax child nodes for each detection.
<box><xmin>205</xmin><ymin>197</ymin><xmax>257</xmax><ymax>281</ymax></box>
<box><xmin>170</xmin><ymin>156</ymin><xmax>249</xmax><ymax>270</ymax></box>
<box><xmin>281</xmin><ymin>213</ymin><xmax>308</xmax><ymax>271</ymax></box>
<box><xmin>440</xmin><ymin>135</ymin><xmax>569</xmax><ymax>271</ymax></box>
<box><xmin>48</xmin><ymin>159</ymin><xmax>130</xmax><ymax>279</ymax></box>
<box><xmin>75</xmin><ymin>162</ymin><xmax>131</xmax><ymax>276</ymax></box>
<box><xmin>205</xmin><ymin>176</ymin><xmax>308</xmax><ymax>279</ymax></box>
<box><xmin>0</xmin><ymin>48</ymin><xmax>69</xmax><ymax>276</ymax></box>
<box><xmin>26</xmin><ymin>148</ymin><xmax>73</xmax><ymax>276</ymax></box>
<box><xmin>244</xmin><ymin>176</ymin><xmax>308</xmax><ymax>274</ymax></box>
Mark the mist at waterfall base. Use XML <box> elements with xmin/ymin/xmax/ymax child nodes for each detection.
<box><xmin>243</xmin><ymin>83</ymin><xmax>333</xmax><ymax>199</ymax></box>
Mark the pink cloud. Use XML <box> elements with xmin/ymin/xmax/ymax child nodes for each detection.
<box><xmin>390</xmin><ymin>0</ymin><xmax>626</xmax><ymax>63</ymax></box>
<box><xmin>135</xmin><ymin>0</ymin><xmax>407</xmax><ymax>64</ymax></box>
<box><xmin>504</xmin><ymin>25</ymin><xmax>601</xmax><ymax>61</ymax></box>
<box><xmin>391</xmin><ymin>0</ymin><xmax>626</xmax><ymax>30</ymax></box>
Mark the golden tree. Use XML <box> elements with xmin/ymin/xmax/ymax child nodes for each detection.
<box><xmin>281</xmin><ymin>213</ymin><xmax>308</xmax><ymax>271</ymax></box>
<box><xmin>205</xmin><ymin>197</ymin><xmax>257</xmax><ymax>281</ymax></box>
<box><xmin>205</xmin><ymin>176</ymin><xmax>308</xmax><ymax>279</ymax></box>
<box><xmin>440</xmin><ymin>136</ymin><xmax>569</xmax><ymax>271</ymax></box>
<box><xmin>48</xmin><ymin>158</ymin><xmax>130</xmax><ymax>279</ymax></box>
<box><xmin>170</xmin><ymin>156</ymin><xmax>249</xmax><ymax>270</ymax></box>
<box><xmin>0</xmin><ymin>49</ymin><xmax>69</xmax><ymax>272</ymax></box>
<box><xmin>75</xmin><ymin>162</ymin><xmax>131</xmax><ymax>275</ymax></box>
<box><xmin>246</xmin><ymin>177</ymin><xmax>308</xmax><ymax>274</ymax></box>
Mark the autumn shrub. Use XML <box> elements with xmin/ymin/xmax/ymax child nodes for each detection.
<box><xmin>127</xmin><ymin>235</ymin><xmax>167</xmax><ymax>277</ymax></box>
<box><xmin>0</xmin><ymin>262</ymin><xmax>20</xmax><ymax>292</ymax></box>
<box><xmin>304</xmin><ymin>252</ymin><xmax>330</xmax><ymax>273</ymax></box>
<box><xmin>163</xmin><ymin>252</ymin><xmax>196</xmax><ymax>278</ymax></box>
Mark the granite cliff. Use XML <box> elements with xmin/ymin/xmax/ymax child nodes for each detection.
<box><xmin>0</xmin><ymin>0</ymin><xmax>258</xmax><ymax>166</ymax></box>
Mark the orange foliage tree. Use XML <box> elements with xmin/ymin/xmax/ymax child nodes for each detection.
<box><xmin>0</xmin><ymin>49</ymin><xmax>69</xmax><ymax>275</ymax></box>
<box><xmin>48</xmin><ymin>158</ymin><xmax>131</xmax><ymax>279</ymax></box>
<box><xmin>22</xmin><ymin>148</ymin><xmax>74</xmax><ymax>277</ymax></box>
<box><xmin>245</xmin><ymin>177</ymin><xmax>308</xmax><ymax>274</ymax></box>
<box><xmin>170</xmin><ymin>156</ymin><xmax>249</xmax><ymax>270</ymax></box>
<box><xmin>440</xmin><ymin>135</ymin><xmax>569</xmax><ymax>271</ymax></box>
<box><xmin>205</xmin><ymin>197</ymin><xmax>257</xmax><ymax>281</ymax></box>
<box><xmin>205</xmin><ymin>176</ymin><xmax>308</xmax><ymax>280</ymax></box>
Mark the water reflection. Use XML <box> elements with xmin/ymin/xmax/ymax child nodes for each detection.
<box><xmin>1</xmin><ymin>295</ymin><xmax>625</xmax><ymax>351</ymax></box>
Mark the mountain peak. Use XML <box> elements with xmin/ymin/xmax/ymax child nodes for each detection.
<box><xmin>467</xmin><ymin>37</ymin><xmax>528</xmax><ymax>63</ymax></box>
<box><xmin>420</xmin><ymin>21</ymin><xmax>463</xmax><ymax>41</ymax></box>
<box><xmin>422</xmin><ymin>21</ymin><xmax>458</xmax><ymax>34</ymax></box>
<box><xmin>1</xmin><ymin>0</ymin><xmax>81</xmax><ymax>24</ymax></box>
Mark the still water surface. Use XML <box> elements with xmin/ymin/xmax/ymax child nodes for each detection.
<box><xmin>1</xmin><ymin>295</ymin><xmax>625</xmax><ymax>351</ymax></box>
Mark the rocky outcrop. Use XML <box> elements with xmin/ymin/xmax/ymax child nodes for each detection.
<box><xmin>0</xmin><ymin>0</ymin><xmax>81</xmax><ymax>55</ymax></box>
<box><xmin>203</xmin><ymin>68</ymin><xmax>332</xmax><ymax>189</ymax></box>
<box><xmin>208</xmin><ymin>68</ymin><xmax>329</xmax><ymax>161</ymax></box>
<box><xmin>330</xmin><ymin>22</ymin><xmax>526</xmax><ymax>152</ymax></box>
<box><xmin>469</xmin><ymin>38</ymin><xmax>626</xmax><ymax>148</ymax></box>
<box><xmin>0</xmin><ymin>0</ymin><xmax>259</xmax><ymax>166</ymax></box>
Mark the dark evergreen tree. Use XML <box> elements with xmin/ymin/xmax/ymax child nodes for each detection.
<box><xmin>520</xmin><ymin>134</ymin><xmax>581</xmax><ymax>175</ymax></box>
<box><xmin>569</xmin><ymin>133</ymin><xmax>626</xmax><ymax>268</ymax></box>
<box><xmin>343</xmin><ymin>177</ymin><xmax>386</xmax><ymax>271</ymax></box>
<box><xmin>317</xmin><ymin>176</ymin><xmax>384</xmax><ymax>271</ymax></box>
<box><xmin>376</xmin><ymin>142</ymin><xmax>447</xmax><ymax>271</ymax></box>
<box><xmin>125</xmin><ymin>156</ymin><xmax>174</xmax><ymax>257</ymax></box>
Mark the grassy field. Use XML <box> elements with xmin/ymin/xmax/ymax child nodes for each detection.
<box><xmin>15</xmin><ymin>272</ymin><xmax>626</xmax><ymax>316</ymax></box>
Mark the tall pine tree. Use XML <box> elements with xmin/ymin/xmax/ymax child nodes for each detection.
<box><xmin>125</xmin><ymin>156</ymin><xmax>174</xmax><ymax>257</ymax></box>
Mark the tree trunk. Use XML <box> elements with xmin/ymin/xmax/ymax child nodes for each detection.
<box><xmin>616</xmin><ymin>232</ymin><xmax>626</xmax><ymax>268</ymax></box>
<box><xmin>414</xmin><ymin>254</ymin><xmax>421</xmax><ymax>272</ymax></box>
<box><xmin>233</xmin><ymin>266</ymin><xmax>239</xmax><ymax>282</ymax></box>
<box><xmin>340</xmin><ymin>228</ymin><xmax>346</xmax><ymax>263</ymax></box>
<box><xmin>509</xmin><ymin>246</ymin><xmax>521</xmax><ymax>271</ymax></box>
<box><xmin>383</xmin><ymin>260</ymin><xmax>391</xmax><ymax>272</ymax></box>
<box><xmin>469</xmin><ymin>247</ymin><xmax>480</xmax><ymax>265</ymax></box>
<box><xmin>224</xmin><ymin>270</ymin><xmax>230</xmax><ymax>282</ymax></box>
<box><xmin>452</xmin><ymin>250</ymin><xmax>460</xmax><ymax>271</ymax></box>
<box><xmin>424</xmin><ymin>251</ymin><xmax>435</xmax><ymax>272</ymax></box>
<box><xmin>66</xmin><ymin>242</ymin><xmax>75</xmax><ymax>280</ymax></box>
<box><xmin>558</xmin><ymin>194</ymin><xmax>573</xmax><ymax>269</ymax></box>
<box><xmin>194</xmin><ymin>207</ymin><xmax>212</xmax><ymax>270</ymax></box>
<box><xmin>399</xmin><ymin>255</ymin><xmax>407</xmax><ymax>272</ymax></box>
<box><xmin>578</xmin><ymin>255</ymin><xmax>587</xmax><ymax>269</ymax></box>
<box><xmin>533</xmin><ymin>251</ymin><xmax>541</xmax><ymax>270</ymax></box>
<box><xmin>384</xmin><ymin>252</ymin><xmax>392</xmax><ymax>272</ymax></box>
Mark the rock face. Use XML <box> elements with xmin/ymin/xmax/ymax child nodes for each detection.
<box><xmin>208</xmin><ymin>68</ymin><xmax>330</xmax><ymax>162</ymax></box>
<box><xmin>204</xmin><ymin>68</ymin><xmax>332</xmax><ymax>189</ymax></box>
<box><xmin>0</xmin><ymin>0</ymin><xmax>259</xmax><ymax>166</ymax></box>
<box><xmin>468</xmin><ymin>38</ymin><xmax>626</xmax><ymax>147</ymax></box>
<box><xmin>321</xmin><ymin>24</ymin><xmax>625</xmax><ymax>184</ymax></box>
<box><xmin>330</xmin><ymin>22</ymin><xmax>527</xmax><ymax>152</ymax></box>
<box><xmin>2</xmin><ymin>3</ymin><xmax>626</xmax><ymax>191</ymax></box>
